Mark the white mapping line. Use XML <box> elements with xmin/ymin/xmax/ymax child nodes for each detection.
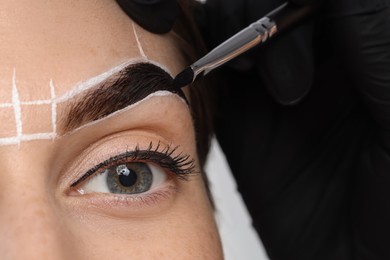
<box><xmin>0</xmin><ymin>91</ymin><xmax>186</xmax><ymax>146</ymax></box>
<box><xmin>0</xmin><ymin>137</ymin><xmax>20</xmax><ymax>146</ymax></box>
<box><xmin>55</xmin><ymin>59</ymin><xmax>175</xmax><ymax>104</ymax></box>
<box><xmin>132</xmin><ymin>22</ymin><xmax>148</xmax><ymax>60</ymax></box>
<box><xmin>1</xmin><ymin>59</ymin><xmax>172</xmax><ymax>109</ymax></box>
<box><xmin>22</xmin><ymin>133</ymin><xmax>56</xmax><ymax>141</ymax></box>
<box><xmin>12</xmin><ymin>69</ymin><xmax>22</xmax><ymax>145</ymax></box>
<box><xmin>0</xmin><ymin>60</ymin><xmax>177</xmax><ymax>147</ymax></box>
<box><xmin>50</xmin><ymin>80</ymin><xmax>57</xmax><ymax>136</ymax></box>
<box><xmin>0</xmin><ymin>103</ymin><xmax>12</xmax><ymax>108</ymax></box>
<box><xmin>0</xmin><ymin>100</ymin><xmax>52</xmax><ymax>108</ymax></box>
<box><xmin>55</xmin><ymin>59</ymin><xmax>147</xmax><ymax>103</ymax></box>
<box><xmin>63</xmin><ymin>90</ymin><xmax>187</xmax><ymax>137</ymax></box>
<box><xmin>23</xmin><ymin>100</ymin><xmax>52</xmax><ymax>105</ymax></box>
<box><xmin>0</xmin><ymin>133</ymin><xmax>57</xmax><ymax>146</ymax></box>
<box><xmin>1</xmin><ymin>57</ymin><xmax>173</xmax><ymax>108</ymax></box>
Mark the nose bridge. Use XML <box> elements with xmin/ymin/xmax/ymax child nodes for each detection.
<box><xmin>0</xmin><ymin>149</ymin><xmax>73</xmax><ymax>260</ymax></box>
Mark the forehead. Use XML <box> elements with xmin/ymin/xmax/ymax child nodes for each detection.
<box><xmin>0</xmin><ymin>0</ymin><xmax>188</xmax><ymax>146</ymax></box>
<box><xmin>0</xmin><ymin>0</ymin><xmax>184</xmax><ymax>98</ymax></box>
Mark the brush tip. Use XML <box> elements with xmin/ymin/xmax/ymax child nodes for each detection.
<box><xmin>173</xmin><ymin>67</ymin><xmax>194</xmax><ymax>89</ymax></box>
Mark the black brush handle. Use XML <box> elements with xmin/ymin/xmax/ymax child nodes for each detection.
<box><xmin>173</xmin><ymin>1</ymin><xmax>322</xmax><ymax>88</ymax></box>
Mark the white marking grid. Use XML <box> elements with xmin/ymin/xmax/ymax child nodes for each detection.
<box><xmin>0</xmin><ymin>69</ymin><xmax>58</xmax><ymax>146</ymax></box>
<box><xmin>0</xmin><ymin>26</ymin><xmax>156</xmax><ymax>146</ymax></box>
<box><xmin>0</xmin><ymin>63</ymin><xmax>132</xmax><ymax>146</ymax></box>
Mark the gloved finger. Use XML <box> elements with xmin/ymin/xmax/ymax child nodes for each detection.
<box><xmin>116</xmin><ymin>0</ymin><xmax>178</xmax><ymax>34</ymax></box>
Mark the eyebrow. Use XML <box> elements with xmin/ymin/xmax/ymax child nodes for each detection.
<box><xmin>61</xmin><ymin>62</ymin><xmax>186</xmax><ymax>133</ymax></box>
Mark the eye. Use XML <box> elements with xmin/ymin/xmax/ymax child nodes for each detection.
<box><xmin>78</xmin><ymin>162</ymin><xmax>167</xmax><ymax>194</ymax></box>
<box><xmin>77</xmin><ymin>162</ymin><xmax>166</xmax><ymax>195</ymax></box>
<box><xmin>70</xmin><ymin>142</ymin><xmax>196</xmax><ymax>196</ymax></box>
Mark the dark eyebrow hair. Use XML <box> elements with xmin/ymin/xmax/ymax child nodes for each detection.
<box><xmin>61</xmin><ymin>62</ymin><xmax>186</xmax><ymax>133</ymax></box>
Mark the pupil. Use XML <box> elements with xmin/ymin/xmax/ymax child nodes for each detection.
<box><xmin>118</xmin><ymin>168</ymin><xmax>137</xmax><ymax>187</ymax></box>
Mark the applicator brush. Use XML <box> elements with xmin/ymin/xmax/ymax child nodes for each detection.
<box><xmin>173</xmin><ymin>1</ymin><xmax>320</xmax><ymax>89</ymax></box>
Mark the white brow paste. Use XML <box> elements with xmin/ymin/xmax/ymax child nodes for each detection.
<box><xmin>64</xmin><ymin>90</ymin><xmax>186</xmax><ymax>137</ymax></box>
<box><xmin>56</xmin><ymin>60</ymin><xmax>140</xmax><ymax>103</ymax></box>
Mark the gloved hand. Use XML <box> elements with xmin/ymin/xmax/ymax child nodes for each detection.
<box><xmin>196</xmin><ymin>0</ymin><xmax>389</xmax><ymax>105</ymax></box>
<box><xmin>195</xmin><ymin>0</ymin><xmax>390</xmax><ymax>259</ymax></box>
<box><xmin>115</xmin><ymin>0</ymin><xmax>390</xmax><ymax>258</ymax></box>
<box><xmin>195</xmin><ymin>0</ymin><xmax>317</xmax><ymax>105</ymax></box>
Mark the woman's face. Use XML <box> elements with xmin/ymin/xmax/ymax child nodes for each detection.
<box><xmin>0</xmin><ymin>1</ymin><xmax>222</xmax><ymax>259</ymax></box>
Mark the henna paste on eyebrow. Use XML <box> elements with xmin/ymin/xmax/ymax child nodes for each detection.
<box><xmin>63</xmin><ymin>62</ymin><xmax>186</xmax><ymax>132</ymax></box>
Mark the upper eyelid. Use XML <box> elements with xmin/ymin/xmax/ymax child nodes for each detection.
<box><xmin>70</xmin><ymin>143</ymin><xmax>196</xmax><ymax>188</ymax></box>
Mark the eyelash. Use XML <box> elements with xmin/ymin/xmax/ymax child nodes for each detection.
<box><xmin>70</xmin><ymin>141</ymin><xmax>196</xmax><ymax>188</ymax></box>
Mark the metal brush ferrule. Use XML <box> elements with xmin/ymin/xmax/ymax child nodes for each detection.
<box><xmin>191</xmin><ymin>17</ymin><xmax>277</xmax><ymax>80</ymax></box>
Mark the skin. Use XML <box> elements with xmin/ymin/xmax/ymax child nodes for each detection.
<box><xmin>0</xmin><ymin>1</ymin><xmax>223</xmax><ymax>259</ymax></box>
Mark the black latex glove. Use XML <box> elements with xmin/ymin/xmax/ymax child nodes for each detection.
<box><xmin>197</xmin><ymin>0</ymin><xmax>389</xmax><ymax>105</ymax></box>
<box><xmin>196</xmin><ymin>0</ymin><xmax>317</xmax><ymax>105</ymax></box>
<box><xmin>196</xmin><ymin>0</ymin><xmax>390</xmax><ymax>259</ymax></box>
<box><xmin>115</xmin><ymin>0</ymin><xmax>178</xmax><ymax>34</ymax></box>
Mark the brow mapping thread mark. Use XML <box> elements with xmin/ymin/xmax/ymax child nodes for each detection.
<box><xmin>1</xmin><ymin>60</ymin><xmax>173</xmax><ymax>109</ymax></box>
<box><xmin>12</xmin><ymin>69</ymin><xmax>22</xmax><ymax>146</ymax></box>
<box><xmin>132</xmin><ymin>22</ymin><xmax>148</xmax><ymax>60</ymax></box>
<box><xmin>0</xmin><ymin>71</ymin><xmax>57</xmax><ymax>146</ymax></box>
<box><xmin>0</xmin><ymin>103</ymin><xmax>12</xmax><ymax>108</ymax></box>
<box><xmin>0</xmin><ymin>99</ymin><xmax>52</xmax><ymax>108</ymax></box>
<box><xmin>50</xmin><ymin>80</ymin><xmax>57</xmax><ymax>137</ymax></box>
<box><xmin>23</xmin><ymin>100</ymin><xmax>52</xmax><ymax>105</ymax></box>
<box><xmin>21</xmin><ymin>133</ymin><xmax>56</xmax><ymax>141</ymax></box>
<box><xmin>0</xmin><ymin>90</ymin><xmax>184</xmax><ymax>146</ymax></box>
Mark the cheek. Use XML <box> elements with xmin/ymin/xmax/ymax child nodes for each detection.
<box><xmin>62</xmin><ymin>179</ymin><xmax>222</xmax><ymax>260</ymax></box>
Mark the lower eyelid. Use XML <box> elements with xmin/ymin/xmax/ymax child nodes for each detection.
<box><xmin>67</xmin><ymin>179</ymin><xmax>179</xmax><ymax>214</ymax></box>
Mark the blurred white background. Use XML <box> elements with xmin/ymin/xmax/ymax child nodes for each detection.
<box><xmin>205</xmin><ymin>137</ymin><xmax>269</xmax><ymax>260</ymax></box>
<box><xmin>196</xmin><ymin>0</ymin><xmax>269</xmax><ymax>258</ymax></box>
